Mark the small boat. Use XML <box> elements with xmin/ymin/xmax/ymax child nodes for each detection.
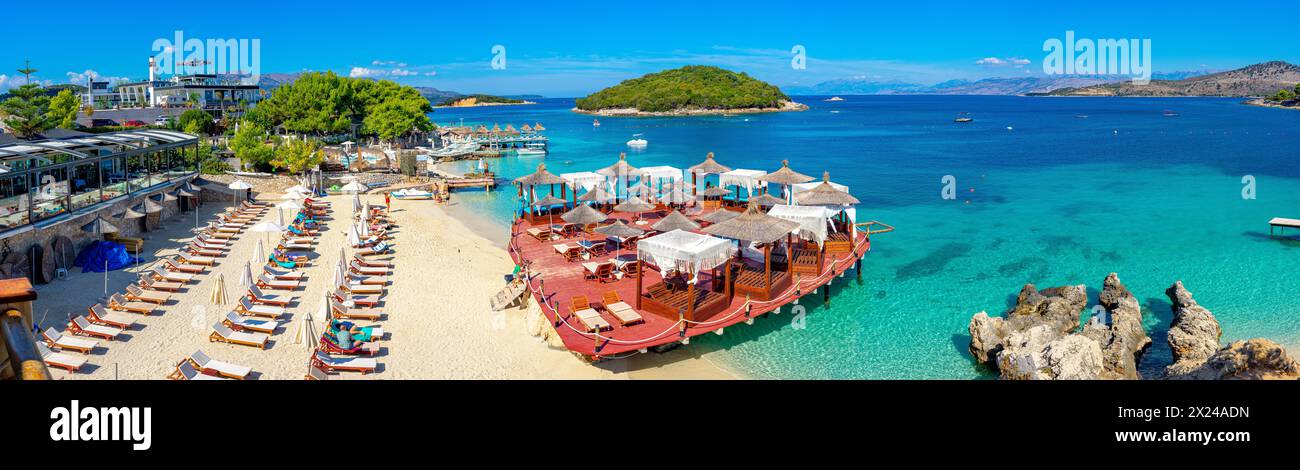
<box><xmin>391</xmin><ymin>189</ymin><xmax>434</xmax><ymax>200</ymax></box>
<box><xmin>954</xmin><ymin>112</ymin><xmax>973</xmax><ymax>123</ymax></box>
<box><xmin>627</xmin><ymin>134</ymin><xmax>648</xmax><ymax>148</ymax></box>
<box><xmin>593</xmin><ymin>119</ymin><xmax>601</xmax><ymax>127</ymax></box>
<box><xmin>1076</xmin><ymin>114</ymin><xmax>1089</xmax><ymax>119</ymax></box>
<box><xmin>1163</xmin><ymin>110</ymin><xmax>1180</xmax><ymax>117</ymax></box>
<box><xmin>515</xmin><ymin>142</ymin><xmax>547</xmax><ymax>157</ymax></box>
<box><xmin>825</xmin><ymin>96</ymin><xmax>845</xmax><ymax>102</ymax></box>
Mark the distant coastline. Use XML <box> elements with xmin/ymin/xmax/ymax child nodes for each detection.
<box><xmin>572</xmin><ymin>100</ymin><xmax>808</xmax><ymax>117</ymax></box>
<box><xmin>434</xmin><ymin>100</ymin><xmax>537</xmax><ymax>109</ymax></box>
<box><xmin>1244</xmin><ymin>98</ymin><xmax>1300</xmax><ymax>111</ymax></box>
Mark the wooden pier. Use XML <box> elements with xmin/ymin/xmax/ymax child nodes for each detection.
<box><xmin>1269</xmin><ymin>218</ymin><xmax>1300</xmax><ymax>237</ymax></box>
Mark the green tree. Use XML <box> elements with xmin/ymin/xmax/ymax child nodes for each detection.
<box><xmin>363</xmin><ymin>91</ymin><xmax>434</xmax><ymax>143</ymax></box>
<box><xmin>229</xmin><ymin>121</ymin><xmax>274</xmax><ymax>170</ymax></box>
<box><xmin>271</xmin><ymin>138</ymin><xmax>322</xmax><ymax>175</ymax></box>
<box><xmin>177</xmin><ymin>109</ymin><xmax>214</xmax><ymax>135</ymax></box>
<box><xmin>47</xmin><ymin>89</ymin><xmax>81</xmax><ymax>129</ymax></box>
<box><xmin>0</xmin><ymin>84</ymin><xmax>53</xmax><ymax>138</ymax></box>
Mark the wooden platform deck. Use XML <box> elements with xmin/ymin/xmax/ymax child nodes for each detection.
<box><xmin>1269</xmin><ymin>217</ymin><xmax>1300</xmax><ymax>237</ymax></box>
<box><xmin>507</xmin><ymin>209</ymin><xmax>871</xmax><ymax>359</ymax></box>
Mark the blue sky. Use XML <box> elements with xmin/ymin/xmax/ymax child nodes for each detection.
<box><xmin>3</xmin><ymin>0</ymin><xmax>1296</xmax><ymax>96</ymax></box>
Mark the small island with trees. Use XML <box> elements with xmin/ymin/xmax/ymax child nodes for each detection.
<box><xmin>1247</xmin><ymin>83</ymin><xmax>1300</xmax><ymax>110</ymax></box>
<box><xmin>573</xmin><ymin>65</ymin><xmax>807</xmax><ymax>116</ymax></box>
<box><xmin>436</xmin><ymin>94</ymin><xmax>535</xmax><ymax>108</ymax></box>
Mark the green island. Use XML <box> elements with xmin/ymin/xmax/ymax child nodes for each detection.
<box><xmin>573</xmin><ymin>65</ymin><xmax>806</xmax><ymax>116</ymax></box>
<box><xmin>437</xmin><ymin>94</ymin><xmax>533</xmax><ymax>108</ymax></box>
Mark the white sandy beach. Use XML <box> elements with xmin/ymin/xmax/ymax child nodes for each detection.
<box><xmin>39</xmin><ymin>192</ymin><xmax>734</xmax><ymax>380</ymax></box>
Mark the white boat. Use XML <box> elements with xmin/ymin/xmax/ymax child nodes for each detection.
<box><xmin>515</xmin><ymin>143</ymin><xmax>547</xmax><ymax>156</ymax></box>
<box><xmin>391</xmin><ymin>189</ymin><xmax>434</xmax><ymax>200</ymax></box>
<box><xmin>626</xmin><ymin>134</ymin><xmax>648</xmax><ymax>148</ymax></box>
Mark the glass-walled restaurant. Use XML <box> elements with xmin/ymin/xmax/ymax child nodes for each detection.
<box><xmin>0</xmin><ymin>130</ymin><xmax>199</xmax><ymax>234</ymax></box>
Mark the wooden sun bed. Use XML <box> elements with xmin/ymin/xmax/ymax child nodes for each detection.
<box><xmin>152</xmin><ymin>266</ymin><xmax>196</xmax><ymax>283</ymax></box>
<box><xmin>353</xmin><ymin>255</ymin><xmax>393</xmax><ymax>268</ymax></box>
<box><xmin>264</xmin><ymin>266</ymin><xmax>307</xmax><ymax>281</ymax></box>
<box><xmin>39</xmin><ymin>343</ymin><xmax>86</xmax><ymax>373</ymax></box>
<box><xmin>209</xmin><ymin>323</ymin><xmax>269</xmax><ymax>349</ymax></box>
<box><xmin>165</xmin><ymin>259</ymin><xmax>206</xmax><ymax>274</ymax></box>
<box><xmin>177</xmin><ymin>253</ymin><xmax>217</xmax><ymax>266</ymax></box>
<box><xmin>311</xmin><ymin>351</ymin><xmax>376</xmax><ymax>375</ymax></box>
<box><xmin>224</xmin><ymin>311</ymin><xmax>278</xmax><ymax>334</ymax></box>
<box><xmin>333</xmin><ymin>291</ymin><xmax>381</xmax><ymax>308</ymax></box>
<box><xmin>346</xmin><ymin>272</ymin><xmax>388</xmax><ymax>286</ymax></box>
<box><xmin>126</xmin><ymin>285</ymin><xmax>173</xmax><ymax>304</ymax></box>
<box><xmin>138</xmin><ymin>276</ymin><xmax>184</xmax><ymax>292</ymax></box>
<box><xmin>87</xmin><ymin>304</ymin><xmax>137</xmax><ymax>329</ymax></box>
<box><xmin>349</xmin><ymin>260</ymin><xmax>389</xmax><ymax>276</ymax></box>
<box><xmin>167</xmin><ymin>359</ymin><xmax>226</xmax><ymax>380</ymax></box>
<box><xmin>110</xmin><ymin>293</ymin><xmax>158</xmax><ymax>315</ymax></box>
<box><xmin>570</xmin><ymin>296</ymin><xmax>611</xmax><ymax>332</ymax></box>
<box><xmin>330</xmin><ymin>299</ymin><xmax>383</xmax><ymax>321</ymax></box>
<box><xmin>256</xmin><ymin>274</ymin><xmax>300</xmax><ymax>291</ymax></box>
<box><xmin>236</xmin><ymin>297</ymin><xmax>286</xmax><ymax>319</ymax></box>
<box><xmin>189</xmin><ymin>350</ymin><xmax>251</xmax><ymax>380</ymax></box>
<box><xmin>43</xmin><ymin>328</ymin><xmax>98</xmax><ymax>354</ymax></box>
<box><xmin>247</xmin><ymin>286</ymin><xmax>295</xmax><ymax>307</ymax></box>
<box><xmin>601</xmin><ymin>292</ymin><xmax>644</xmax><ymax>326</ymax></box>
<box><xmin>186</xmin><ymin>244</ymin><xmax>224</xmax><ymax>258</ymax></box>
<box><xmin>68</xmin><ymin>316</ymin><xmax>122</xmax><ymax>341</ymax></box>
<box><xmin>338</xmin><ymin>282</ymin><xmax>383</xmax><ymax>295</ymax></box>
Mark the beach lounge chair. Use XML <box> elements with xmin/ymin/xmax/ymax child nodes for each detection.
<box><xmin>273</xmin><ymin>250</ymin><xmax>309</xmax><ymax>266</ymax></box>
<box><xmin>68</xmin><ymin>316</ymin><xmax>122</xmax><ymax>341</ymax></box>
<box><xmin>209</xmin><ymin>322</ymin><xmax>269</xmax><ymax>349</ymax></box>
<box><xmin>583</xmin><ymin>262</ymin><xmax>616</xmax><ymax>283</ymax></box>
<box><xmin>189</xmin><ymin>350</ymin><xmax>252</xmax><ymax>380</ymax></box>
<box><xmin>138</xmin><ymin>276</ymin><xmax>184</xmax><ymax>293</ymax></box>
<box><xmin>338</xmin><ymin>281</ymin><xmax>383</xmax><ymax>295</ymax></box>
<box><xmin>125</xmin><ymin>285</ymin><xmax>172</xmax><ymax>305</ymax></box>
<box><xmin>39</xmin><ymin>343</ymin><xmax>86</xmax><ymax>373</ymax></box>
<box><xmin>527</xmin><ymin>227</ymin><xmax>553</xmax><ymax>241</ymax></box>
<box><xmin>167</xmin><ymin>359</ymin><xmax>225</xmax><ymax>380</ymax></box>
<box><xmin>195</xmin><ymin>234</ymin><xmax>231</xmax><ymax>247</ymax></box>
<box><xmin>240</xmin><ymin>201</ymin><xmax>268</xmax><ymax>213</ymax></box>
<box><xmin>87</xmin><ymin>304</ymin><xmax>137</xmax><ymax>330</ymax></box>
<box><xmin>247</xmin><ymin>286</ymin><xmax>295</xmax><ymax>307</ymax></box>
<box><xmin>191</xmin><ymin>237</ymin><xmax>228</xmax><ymax>250</ymax></box>
<box><xmin>151</xmin><ymin>265</ymin><xmax>196</xmax><ymax>283</ymax></box>
<box><xmin>177</xmin><ymin>252</ymin><xmax>217</xmax><ymax>266</ymax></box>
<box><xmin>601</xmin><ymin>292</ymin><xmax>644</xmax><ymax>326</ymax></box>
<box><xmin>264</xmin><ymin>265</ymin><xmax>306</xmax><ymax>281</ymax></box>
<box><xmin>329</xmin><ymin>298</ymin><xmax>383</xmax><ymax>321</ymax></box>
<box><xmin>42</xmin><ymin>328</ymin><xmax>98</xmax><ymax>354</ymax></box>
<box><xmin>305</xmin><ymin>365</ymin><xmax>330</xmax><ymax>380</ymax></box>
<box><xmin>235</xmin><ymin>297</ymin><xmax>286</xmax><ymax>319</ymax></box>
<box><xmin>224</xmin><ymin>311</ymin><xmax>278</xmax><ymax>334</ymax></box>
<box><xmin>569</xmin><ymin>296</ymin><xmax>611</xmax><ymax>333</ymax></box>
<box><xmin>310</xmin><ymin>351</ymin><xmax>376</xmax><ymax>375</ymax></box>
<box><xmin>352</xmin><ymin>255</ymin><xmax>393</xmax><ymax>269</ymax></box>
<box><xmin>202</xmin><ymin>227</ymin><xmax>238</xmax><ymax>239</ymax></box>
<box><xmin>165</xmin><ymin>258</ymin><xmax>206</xmax><ymax>274</ymax></box>
<box><xmin>255</xmin><ymin>274</ymin><xmax>300</xmax><ymax>291</ymax></box>
<box><xmin>354</xmin><ymin>242</ymin><xmax>392</xmax><ymax>257</ymax></box>
<box><xmin>268</xmin><ymin>256</ymin><xmax>298</xmax><ymax>270</ymax></box>
<box><xmin>185</xmin><ymin>243</ymin><xmax>224</xmax><ymax>258</ymax></box>
<box><xmin>319</xmin><ymin>334</ymin><xmax>380</xmax><ymax>356</ymax></box>
<box><xmin>330</xmin><ymin>320</ymin><xmax>384</xmax><ymax>342</ymax></box>
<box><xmin>553</xmin><ymin>243</ymin><xmax>583</xmax><ymax>262</ymax></box>
<box><xmin>333</xmin><ymin>291</ymin><xmax>381</xmax><ymax>308</ymax></box>
<box><xmin>346</xmin><ymin>271</ymin><xmax>388</xmax><ymax>286</ymax></box>
<box><xmin>348</xmin><ymin>260</ymin><xmax>389</xmax><ymax>276</ymax></box>
<box><xmin>209</xmin><ymin>222</ymin><xmax>242</xmax><ymax>234</ymax></box>
<box><xmin>109</xmin><ymin>293</ymin><xmax>158</xmax><ymax>315</ymax></box>
<box><xmin>279</xmin><ymin>240</ymin><xmax>314</xmax><ymax>251</ymax></box>
<box><xmin>621</xmin><ymin>260</ymin><xmax>641</xmax><ymax>279</ymax></box>
<box><xmin>218</xmin><ymin>214</ymin><xmax>250</xmax><ymax>226</ymax></box>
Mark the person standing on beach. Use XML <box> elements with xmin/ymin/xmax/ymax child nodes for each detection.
<box><xmin>385</xmin><ymin>192</ymin><xmax>391</xmax><ymax>214</ymax></box>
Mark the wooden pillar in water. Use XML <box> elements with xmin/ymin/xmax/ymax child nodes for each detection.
<box><xmin>635</xmin><ymin>260</ymin><xmax>643</xmax><ymax>310</ymax></box>
<box><xmin>764</xmin><ymin>243</ymin><xmax>772</xmax><ymax>292</ymax></box>
<box><xmin>686</xmin><ymin>281</ymin><xmax>696</xmax><ymax>322</ymax></box>
<box><xmin>724</xmin><ymin>258</ymin><xmax>734</xmax><ymax>300</ymax></box>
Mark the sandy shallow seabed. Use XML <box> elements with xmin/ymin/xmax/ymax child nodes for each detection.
<box><xmin>42</xmin><ymin>194</ymin><xmax>736</xmax><ymax>379</ymax></box>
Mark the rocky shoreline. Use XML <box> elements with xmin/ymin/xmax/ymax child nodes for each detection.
<box><xmin>1244</xmin><ymin>98</ymin><xmax>1300</xmax><ymax>110</ymax></box>
<box><xmin>968</xmin><ymin>274</ymin><xmax>1299</xmax><ymax>380</ymax></box>
<box><xmin>571</xmin><ymin>100</ymin><xmax>808</xmax><ymax>117</ymax></box>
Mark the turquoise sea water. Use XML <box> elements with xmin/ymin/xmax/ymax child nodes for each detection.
<box><xmin>434</xmin><ymin>96</ymin><xmax>1300</xmax><ymax>379</ymax></box>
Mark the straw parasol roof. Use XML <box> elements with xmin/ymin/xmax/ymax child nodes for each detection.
<box><xmin>521</xmin><ymin>124</ymin><xmax>534</xmax><ymax>133</ymax></box>
<box><xmin>151</xmin><ymin>192</ymin><xmax>178</xmax><ymax>202</ymax></box>
<box><xmin>701</xmin><ymin>186</ymin><xmax>733</xmax><ymax>197</ymax></box>
<box><xmin>652</xmin><ymin>210</ymin><xmax>701</xmax><ymax>232</ymax></box>
<box><xmin>534</xmin><ymin>122</ymin><xmax>546</xmax><ymax>131</ymax></box>
<box><xmin>702</xmin><ymin>201</ymin><xmax>800</xmax><ymax>244</ymax></box>
<box><xmin>491</xmin><ymin>123</ymin><xmax>501</xmax><ymax>133</ymax></box>
<box><xmin>758</xmin><ymin>159</ymin><xmax>815</xmax><ymax>185</ymax></box>
<box><xmin>115</xmin><ymin>208</ymin><xmax>146</xmax><ymax>220</ymax></box>
<box><xmin>596</xmin><ymin>153</ymin><xmax>638</xmax><ymax>177</ymax></box>
<box><xmin>689</xmin><ymin>152</ymin><xmax>732</xmax><ymax>175</ymax></box>
<box><xmin>504</xmin><ymin>124</ymin><xmax>517</xmax><ymax>134</ymax></box>
<box><xmin>561</xmin><ymin>204</ymin><xmax>608</xmax><ymax>225</ymax></box>
<box><xmin>531</xmin><ymin>195</ymin><xmax>568</xmax><ymax>208</ymax></box>
<box><xmin>595</xmin><ymin>220</ymin><xmax>645</xmax><ymax>239</ymax></box>
<box><xmin>476</xmin><ymin>125</ymin><xmax>489</xmax><ymax>134</ymax></box>
<box><xmin>613</xmin><ymin>196</ymin><xmax>654</xmax><ymax>213</ymax></box>
<box><xmin>81</xmin><ymin>216</ymin><xmax>118</xmax><ymax>234</ymax></box>
<box><xmin>795</xmin><ymin>171</ymin><xmax>861</xmax><ymax>206</ymax></box>
<box><xmin>750</xmin><ymin>193</ymin><xmax>785</xmax><ymax>207</ymax></box>
<box><xmin>513</xmin><ymin>163</ymin><xmax>566</xmax><ymax>187</ymax></box>
<box><xmin>699</xmin><ymin>209</ymin><xmax>740</xmax><ymax>224</ymax></box>
<box><xmin>576</xmin><ymin>185</ymin><xmax>616</xmax><ymax>203</ymax></box>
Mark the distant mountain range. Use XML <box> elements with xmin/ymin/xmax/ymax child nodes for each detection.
<box><xmin>784</xmin><ymin>71</ymin><xmax>1215</xmax><ymax>96</ymax></box>
<box><xmin>1046</xmin><ymin>61</ymin><xmax>1300</xmax><ymax>97</ymax></box>
<box><xmin>255</xmin><ymin>72</ymin><xmax>540</xmax><ymax>104</ymax></box>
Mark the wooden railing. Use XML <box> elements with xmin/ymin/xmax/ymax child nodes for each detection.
<box><xmin>0</xmin><ymin>278</ymin><xmax>48</xmax><ymax>380</ymax></box>
<box><xmin>854</xmin><ymin>220</ymin><xmax>896</xmax><ymax>241</ymax></box>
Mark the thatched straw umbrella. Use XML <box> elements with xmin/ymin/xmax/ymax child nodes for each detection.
<box><xmin>688</xmin><ymin>152</ymin><xmax>732</xmax><ymax>196</ymax></box>
<box><xmin>521</xmin><ymin>124</ymin><xmax>534</xmax><ymax>133</ymax></box>
<box><xmin>795</xmin><ymin>171</ymin><xmax>860</xmax><ymax>206</ymax></box>
<box><xmin>491</xmin><ymin>123</ymin><xmax>502</xmax><ymax>134</ymax></box>
<box><xmin>749</xmin><ymin>193</ymin><xmax>785</xmax><ymax>207</ymax></box>
<box><xmin>115</xmin><ymin>207</ymin><xmax>147</xmax><ymax>234</ymax></box>
<box><xmin>504</xmin><ymin>124</ymin><xmax>517</xmax><ymax>134</ymax></box>
<box><xmin>702</xmin><ymin>201</ymin><xmax>801</xmax><ymax>292</ymax></box>
<box><xmin>613</xmin><ymin>196</ymin><xmax>654</xmax><ymax>222</ymax></box>
<box><xmin>531</xmin><ymin>194</ymin><xmax>568</xmax><ymax>226</ymax></box>
<box><xmin>534</xmin><ymin>122</ymin><xmax>546</xmax><ymax>132</ymax></box>
<box><xmin>653</xmin><ymin>210</ymin><xmax>701</xmax><ymax>232</ymax></box>
<box><xmin>596</xmin><ymin>153</ymin><xmax>639</xmax><ymax>202</ymax></box>
<box><xmin>595</xmin><ymin>221</ymin><xmax>645</xmax><ymax>258</ymax></box>
<box><xmin>699</xmin><ymin>209</ymin><xmax>740</xmax><ymax>225</ymax></box>
<box><xmin>759</xmin><ymin>159</ymin><xmax>815</xmax><ymax>203</ymax></box>
<box><xmin>576</xmin><ymin>185</ymin><xmax>616</xmax><ymax>204</ymax></box>
<box><xmin>561</xmin><ymin>204</ymin><xmax>608</xmax><ymax>241</ymax></box>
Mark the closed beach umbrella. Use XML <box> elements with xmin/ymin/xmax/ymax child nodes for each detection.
<box><xmin>293</xmin><ymin>297</ymin><xmax>321</xmax><ymax>348</ymax></box>
<box><xmin>347</xmin><ymin>224</ymin><xmax>362</xmax><ymax>248</ymax></box>
<box><xmin>210</xmin><ymin>273</ymin><xmax>227</xmax><ymax>306</ymax></box>
<box><xmin>252</xmin><ymin>240</ymin><xmax>265</xmax><ymax>267</ymax></box>
<box><xmin>794</xmin><ymin>171</ymin><xmax>861</xmax><ymax>206</ymax></box>
<box><xmin>238</xmin><ymin>261</ymin><xmax>253</xmax><ymax>287</ymax></box>
<box><xmin>653</xmin><ymin>210</ymin><xmax>701</xmax><ymax>232</ymax></box>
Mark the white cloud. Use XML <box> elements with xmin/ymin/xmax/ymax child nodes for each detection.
<box><xmin>977</xmin><ymin>57</ymin><xmax>1032</xmax><ymax>67</ymax></box>
<box><xmin>389</xmin><ymin>69</ymin><xmax>418</xmax><ymax>77</ymax></box>
<box><xmin>349</xmin><ymin>67</ymin><xmax>383</xmax><ymax>78</ymax></box>
<box><xmin>371</xmin><ymin>60</ymin><xmax>408</xmax><ymax>67</ymax></box>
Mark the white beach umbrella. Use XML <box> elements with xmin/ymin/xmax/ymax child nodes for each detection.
<box><xmin>293</xmin><ymin>297</ymin><xmax>321</xmax><ymax>348</ymax></box>
<box><xmin>285</xmin><ymin>184</ymin><xmax>310</xmax><ymax>195</ymax></box>
<box><xmin>238</xmin><ymin>261</ymin><xmax>253</xmax><ymax>287</ymax></box>
<box><xmin>250</xmin><ymin>221</ymin><xmax>284</xmax><ymax>246</ymax></box>
<box><xmin>341</xmin><ymin>181</ymin><xmax>368</xmax><ymax>194</ymax></box>
<box><xmin>228</xmin><ymin>180</ymin><xmax>253</xmax><ymax>205</ymax></box>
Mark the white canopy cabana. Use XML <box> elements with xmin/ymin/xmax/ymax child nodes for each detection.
<box><xmin>561</xmin><ymin>172</ymin><xmax>606</xmax><ymax>192</ymax></box>
<box><xmin>719</xmin><ymin>169</ymin><xmax>767</xmax><ymax>197</ymax></box>
<box><xmin>768</xmin><ymin>204</ymin><xmax>836</xmax><ymax>246</ymax></box>
<box><xmin>639</xmin><ymin>166</ymin><xmax>684</xmax><ymax>187</ymax></box>
<box><xmin>636</xmin><ymin>230</ymin><xmax>736</xmax><ymax>284</ymax></box>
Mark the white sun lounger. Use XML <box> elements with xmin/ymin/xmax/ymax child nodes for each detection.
<box><xmin>225</xmin><ymin>311</ymin><xmax>278</xmax><ymax>334</ymax></box>
<box><xmin>43</xmin><ymin>328</ymin><xmax>98</xmax><ymax>354</ymax></box>
<box><xmin>247</xmin><ymin>285</ymin><xmax>295</xmax><ymax>307</ymax></box>
<box><xmin>237</xmin><ymin>297</ymin><xmax>287</xmax><ymax>319</ymax></box>
<box><xmin>152</xmin><ymin>266</ymin><xmax>195</xmax><ymax>283</ymax></box>
<box><xmin>88</xmin><ymin>304</ymin><xmax>137</xmax><ymax>329</ymax></box>
<box><xmin>39</xmin><ymin>343</ymin><xmax>87</xmax><ymax>372</ymax></box>
<box><xmin>209</xmin><ymin>323</ymin><xmax>269</xmax><ymax>349</ymax></box>
<box><xmin>190</xmin><ymin>350</ymin><xmax>251</xmax><ymax>379</ymax></box>
<box><xmin>312</xmin><ymin>351</ymin><xmax>377</xmax><ymax>374</ymax></box>
<box><xmin>70</xmin><ymin>316</ymin><xmax>122</xmax><ymax>340</ymax></box>
<box><xmin>172</xmin><ymin>360</ymin><xmax>225</xmax><ymax>380</ymax></box>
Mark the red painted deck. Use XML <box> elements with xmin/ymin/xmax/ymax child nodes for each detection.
<box><xmin>507</xmin><ymin>209</ymin><xmax>871</xmax><ymax>360</ymax></box>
